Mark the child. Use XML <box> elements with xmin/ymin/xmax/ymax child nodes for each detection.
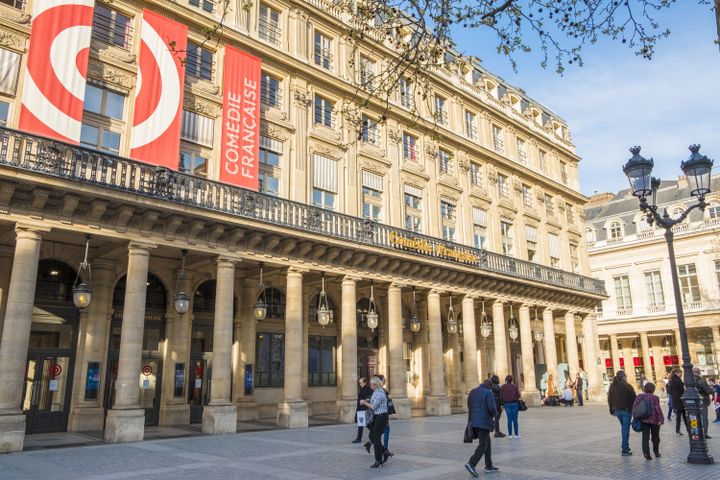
<box><xmin>632</xmin><ymin>382</ymin><xmax>664</xmax><ymax>459</ymax></box>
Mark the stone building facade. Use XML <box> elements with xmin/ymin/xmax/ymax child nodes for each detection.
<box><xmin>0</xmin><ymin>0</ymin><xmax>604</xmax><ymax>452</ymax></box>
<box><xmin>586</xmin><ymin>176</ymin><xmax>720</xmax><ymax>390</ymax></box>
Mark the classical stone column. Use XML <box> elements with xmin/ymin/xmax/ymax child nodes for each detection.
<box><xmin>610</xmin><ymin>334</ymin><xmax>621</xmax><ymax>374</ymax></box>
<box><xmin>712</xmin><ymin>327</ymin><xmax>720</xmax><ymax>374</ymax></box>
<box><xmin>337</xmin><ymin>276</ymin><xmax>358</xmax><ymax>423</ymax></box>
<box><xmin>582</xmin><ymin>314</ymin><xmax>604</xmax><ymax>402</ymax></box>
<box><xmin>542</xmin><ymin>308</ymin><xmax>558</xmax><ymax>390</ymax></box>
<box><xmin>69</xmin><ymin>261</ymin><xmax>114</xmax><ymax>431</ymax></box>
<box><xmin>621</xmin><ymin>340</ymin><xmax>637</xmax><ymax>388</ymax></box>
<box><xmin>640</xmin><ymin>332</ymin><xmax>653</xmax><ymax>385</ymax></box>
<box><xmin>519</xmin><ymin>305</ymin><xmax>540</xmax><ymax>405</ymax></box>
<box><xmin>277</xmin><ymin>268</ymin><xmax>308</xmax><ymax>427</ymax></box>
<box><xmin>564</xmin><ymin>311</ymin><xmax>580</xmax><ymax>380</ymax></box>
<box><xmin>651</xmin><ymin>340</ymin><xmax>666</xmax><ymax>386</ymax></box>
<box><xmin>203</xmin><ymin>257</ymin><xmax>238</xmax><ymax>434</ymax></box>
<box><xmin>0</xmin><ymin>247</ymin><xmax>14</xmax><ymax>340</ymax></box>
<box><xmin>0</xmin><ymin>225</ymin><xmax>45</xmax><ymax>453</ymax></box>
<box><xmin>387</xmin><ymin>284</ymin><xmax>410</xmax><ymax>418</ymax></box>
<box><xmin>235</xmin><ymin>278</ymin><xmax>258</xmax><ymax>421</ymax></box>
<box><xmin>425</xmin><ymin>290</ymin><xmax>450</xmax><ymax>416</ymax></box>
<box><xmin>461</xmin><ymin>296</ymin><xmax>479</xmax><ymax>391</ymax></box>
<box><xmin>105</xmin><ymin>242</ymin><xmax>155</xmax><ymax>443</ymax></box>
<box><xmin>492</xmin><ymin>300</ymin><xmax>508</xmax><ymax>379</ymax></box>
<box><xmin>448</xmin><ymin>324</ymin><xmax>464</xmax><ymax>409</ymax></box>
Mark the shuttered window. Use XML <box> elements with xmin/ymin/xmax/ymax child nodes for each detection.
<box><xmin>313</xmin><ymin>154</ymin><xmax>338</xmax><ymax>193</ymax></box>
<box><xmin>404</xmin><ymin>184</ymin><xmax>423</xmax><ymax>198</ymax></box>
<box><xmin>181</xmin><ymin>110</ymin><xmax>214</xmax><ymax>147</ymax></box>
<box><xmin>472</xmin><ymin>207</ymin><xmax>487</xmax><ymax>227</ymax></box>
<box><xmin>526</xmin><ymin>226</ymin><xmax>538</xmax><ymax>242</ymax></box>
<box><xmin>362</xmin><ymin>170</ymin><xmax>383</xmax><ymax>192</ymax></box>
<box><xmin>548</xmin><ymin>232</ymin><xmax>560</xmax><ymax>267</ymax></box>
<box><xmin>0</xmin><ymin>48</ymin><xmax>20</xmax><ymax>95</ymax></box>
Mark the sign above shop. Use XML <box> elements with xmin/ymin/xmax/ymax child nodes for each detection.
<box><xmin>388</xmin><ymin>231</ymin><xmax>478</xmax><ymax>265</ymax></box>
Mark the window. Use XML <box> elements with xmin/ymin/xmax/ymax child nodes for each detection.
<box><xmin>314</xmin><ymin>30</ymin><xmax>333</xmax><ymax>70</ymax></box>
<box><xmin>84</xmin><ymin>84</ymin><xmax>124</xmax><ymax>120</ymax></box>
<box><xmin>585</xmin><ymin>227</ymin><xmax>595</xmax><ymax>244</ymax></box>
<box><xmin>472</xmin><ymin>208</ymin><xmax>487</xmax><ymax>249</ymax></box>
<box><xmin>715</xmin><ymin>260</ymin><xmax>720</xmax><ymax>291</ymax></box>
<box><xmin>404</xmin><ymin>185</ymin><xmax>422</xmax><ymax>233</ymax></box>
<box><xmin>708</xmin><ymin>204</ymin><xmax>720</xmax><ymax>220</ymax></box>
<box><xmin>440</xmin><ymin>199</ymin><xmax>456</xmax><ymax>241</ymax></box>
<box><xmin>359</xmin><ymin>56</ymin><xmax>375</xmax><ymax>90</ymax></box>
<box><xmin>517</xmin><ymin>138</ymin><xmax>528</xmax><ymax>165</ymax></box>
<box><xmin>570</xmin><ymin>243</ymin><xmax>579</xmax><ymax>273</ymax></box>
<box><xmin>543</xmin><ymin>194</ymin><xmax>554</xmax><ymax>217</ymax></box>
<box><xmin>261</xmin><ymin>72</ymin><xmax>282</xmax><ymax>108</ymax></box>
<box><xmin>0</xmin><ymin>100</ymin><xmax>10</xmax><ymax>127</ymax></box>
<box><xmin>255</xmin><ymin>332</ymin><xmax>284</xmax><ymax>388</ymax></box>
<box><xmin>522</xmin><ymin>184</ymin><xmax>533</xmax><ymax>208</ymax></box>
<box><xmin>539</xmin><ymin>150</ymin><xmax>547</xmax><ymax>173</ymax></box>
<box><xmin>614</xmin><ymin>275</ymin><xmax>633</xmax><ymax>312</ymax></box>
<box><xmin>312</xmin><ymin>154</ymin><xmax>337</xmax><ymax>211</ymax></box>
<box><xmin>92</xmin><ymin>5</ymin><xmax>132</xmax><ymax>49</ymax></box>
<box><xmin>308</xmin><ymin>336</ymin><xmax>336</xmax><ymax>386</ymax></box>
<box><xmin>644</xmin><ymin>270</ymin><xmax>664</xmax><ymax>308</ymax></box>
<box><xmin>566</xmin><ymin>203</ymin><xmax>575</xmax><ymax>225</ymax></box>
<box><xmin>313</xmin><ymin>94</ymin><xmax>334</xmax><ymax>127</ymax></box>
<box><xmin>189</xmin><ymin>0</ymin><xmax>214</xmax><ymax>12</ymax></box>
<box><xmin>465</xmin><ymin>110</ymin><xmax>477</xmax><ymax>139</ymax></box>
<box><xmin>497</xmin><ymin>173</ymin><xmax>509</xmax><ymax>198</ymax></box>
<box><xmin>469</xmin><ymin>162</ymin><xmax>483</xmax><ymax>187</ymax></box>
<box><xmin>360</xmin><ymin>115</ymin><xmax>378</xmax><ymax>144</ymax></box>
<box><xmin>179</xmin><ymin>110</ymin><xmax>213</xmax><ymax>177</ymax></box>
<box><xmin>677</xmin><ymin>264</ymin><xmax>701</xmax><ymax>303</ymax></box>
<box><xmin>259</xmin><ymin>3</ymin><xmax>281</xmax><ymax>45</ymax></box>
<box><xmin>186</xmin><ymin>43</ymin><xmax>213</xmax><ymax>81</ymax></box>
<box><xmin>526</xmin><ymin>226</ymin><xmax>538</xmax><ymax>262</ymax></box>
<box><xmin>362</xmin><ymin>170</ymin><xmax>383</xmax><ymax>222</ymax></box>
<box><xmin>609</xmin><ymin>221</ymin><xmax>623</xmax><ymax>240</ymax></box>
<box><xmin>260</xmin><ymin>287</ymin><xmax>286</xmax><ymax>318</ymax></box>
<box><xmin>259</xmin><ymin>136</ymin><xmax>282</xmax><ymax>196</ymax></box>
<box><xmin>399</xmin><ymin>77</ymin><xmax>413</xmax><ymax>108</ymax></box>
<box><xmin>0</xmin><ymin>48</ymin><xmax>20</xmax><ymax>96</ymax></box>
<box><xmin>80</xmin><ymin>124</ymin><xmax>121</xmax><ymax>152</ymax></box>
<box><xmin>402</xmin><ymin>133</ymin><xmax>418</xmax><ymax>161</ymax></box>
<box><xmin>434</xmin><ymin>95</ymin><xmax>447</xmax><ymax>125</ymax></box>
<box><xmin>492</xmin><ymin>125</ymin><xmax>504</xmax><ymax>152</ymax></box>
<box><xmin>81</xmin><ymin>84</ymin><xmax>126</xmax><ymax>153</ymax></box>
<box><xmin>548</xmin><ymin>232</ymin><xmax>560</xmax><ymax>267</ymax></box>
<box><xmin>437</xmin><ymin>148</ymin><xmax>452</xmax><ymax>175</ymax></box>
<box><xmin>500</xmin><ymin>220</ymin><xmax>514</xmax><ymax>256</ymax></box>
<box><xmin>0</xmin><ymin>0</ymin><xmax>24</xmax><ymax>9</ymax></box>
<box><xmin>560</xmin><ymin>161</ymin><xmax>568</xmax><ymax>184</ymax></box>
<box><xmin>179</xmin><ymin>150</ymin><xmax>208</xmax><ymax>177</ymax></box>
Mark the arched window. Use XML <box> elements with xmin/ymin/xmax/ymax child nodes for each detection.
<box><xmin>584</xmin><ymin>227</ymin><xmax>595</xmax><ymax>244</ymax></box>
<box><xmin>35</xmin><ymin>259</ymin><xmax>78</xmax><ymax>305</ymax></box>
<box><xmin>259</xmin><ymin>287</ymin><xmax>285</xmax><ymax>319</ymax></box>
<box><xmin>113</xmin><ymin>273</ymin><xmax>167</xmax><ymax>313</ymax></box>
<box><xmin>193</xmin><ymin>280</ymin><xmax>216</xmax><ymax>314</ymax></box>
<box><xmin>308</xmin><ymin>293</ymin><xmax>337</xmax><ymax>324</ymax></box>
<box><xmin>609</xmin><ymin>221</ymin><xmax>622</xmax><ymax>240</ymax></box>
<box><xmin>637</xmin><ymin>215</ymin><xmax>652</xmax><ymax>232</ymax></box>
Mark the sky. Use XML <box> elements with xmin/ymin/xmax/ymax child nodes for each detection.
<box><xmin>452</xmin><ymin>3</ymin><xmax>720</xmax><ymax>196</ymax></box>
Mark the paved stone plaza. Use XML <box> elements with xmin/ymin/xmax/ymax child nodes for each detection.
<box><xmin>2</xmin><ymin>405</ymin><xmax>718</xmax><ymax>479</ymax></box>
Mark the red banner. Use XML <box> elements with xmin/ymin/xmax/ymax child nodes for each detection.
<box><xmin>633</xmin><ymin>357</ymin><xmax>640</xmax><ymax>367</ymax></box>
<box><xmin>220</xmin><ymin>47</ymin><xmax>261</xmax><ymax>190</ymax></box>
<box><xmin>129</xmin><ymin>10</ymin><xmax>187</xmax><ymax>168</ymax></box>
<box><xmin>18</xmin><ymin>0</ymin><xmax>95</xmax><ymax>142</ymax></box>
<box><xmin>605</xmin><ymin>358</ymin><xmax>612</xmax><ymax>368</ymax></box>
<box><xmin>619</xmin><ymin>358</ymin><xmax>625</xmax><ymax>367</ymax></box>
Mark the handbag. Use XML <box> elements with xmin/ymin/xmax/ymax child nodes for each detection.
<box><xmin>356</xmin><ymin>411</ymin><xmax>366</xmax><ymax>427</ymax></box>
<box><xmin>463</xmin><ymin>423</ymin><xmax>477</xmax><ymax>443</ymax></box>
<box><xmin>631</xmin><ymin>418</ymin><xmax>643</xmax><ymax>433</ymax></box>
<box><xmin>518</xmin><ymin>399</ymin><xmax>528</xmax><ymax>412</ymax></box>
<box><xmin>365</xmin><ymin>409</ymin><xmax>374</xmax><ymax>428</ymax></box>
<box><xmin>387</xmin><ymin>396</ymin><xmax>397</xmax><ymax>415</ymax></box>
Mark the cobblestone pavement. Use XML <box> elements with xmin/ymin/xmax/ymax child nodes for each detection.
<box><xmin>3</xmin><ymin>405</ymin><xmax>718</xmax><ymax>479</ymax></box>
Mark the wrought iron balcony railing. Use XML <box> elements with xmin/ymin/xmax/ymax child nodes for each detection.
<box><xmin>0</xmin><ymin>127</ymin><xmax>607</xmax><ymax>296</ymax></box>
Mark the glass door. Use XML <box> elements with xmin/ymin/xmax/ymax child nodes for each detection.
<box><xmin>23</xmin><ymin>355</ymin><xmax>74</xmax><ymax>434</ymax></box>
<box><xmin>188</xmin><ymin>358</ymin><xmax>212</xmax><ymax>424</ymax></box>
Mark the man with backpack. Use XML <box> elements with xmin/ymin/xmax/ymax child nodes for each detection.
<box><xmin>608</xmin><ymin>370</ymin><xmax>637</xmax><ymax>456</ymax></box>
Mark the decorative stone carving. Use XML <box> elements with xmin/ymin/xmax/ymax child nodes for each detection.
<box><xmin>311</xmin><ymin>142</ymin><xmax>342</xmax><ymax>159</ymax></box>
<box><xmin>0</xmin><ymin>28</ymin><xmax>26</xmax><ymax>50</ymax></box>
<box><xmin>387</xmin><ymin>129</ymin><xmax>402</xmax><ymax>145</ymax></box>
<box><xmin>87</xmin><ymin>61</ymin><xmax>135</xmax><ymax>89</ymax></box>
<box><xmin>293</xmin><ymin>89</ymin><xmax>312</xmax><ymax>108</ymax></box>
<box><xmin>183</xmin><ymin>95</ymin><xmax>221</xmax><ymax>117</ymax></box>
<box><xmin>261</xmin><ymin>124</ymin><xmax>291</xmax><ymax>142</ymax></box>
<box><xmin>188</xmin><ymin>78</ymin><xmax>221</xmax><ymax>96</ymax></box>
<box><xmin>92</xmin><ymin>40</ymin><xmax>136</xmax><ymax>64</ymax></box>
<box><xmin>458</xmin><ymin>158</ymin><xmax>470</xmax><ymax>172</ymax></box>
<box><xmin>3</xmin><ymin>9</ymin><xmax>31</xmax><ymax>25</ymax></box>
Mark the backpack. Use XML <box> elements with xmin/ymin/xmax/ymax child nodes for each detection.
<box><xmin>632</xmin><ymin>396</ymin><xmax>652</xmax><ymax>421</ymax></box>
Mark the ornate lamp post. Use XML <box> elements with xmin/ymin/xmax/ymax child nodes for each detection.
<box><xmin>253</xmin><ymin>263</ymin><xmax>267</xmax><ymax>320</ymax></box>
<box><xmin>72</xmin><ymin>235</ymin><xmax>92</xmax><ymax>309</ymax></box>
<box><xmin>409</xmin><ymin>287</ymin><xmax>421</xmax><ymax>335</ymax></box>
<box><xmin>533</xmin><ymin>307</ymin><xmax>544</xmax><ymax>343</ymax></box>
<box><xmin>447</xmin><ymin>295</ymin><xmax>458</xmax><ymax>334</ymax></box>
<box><xmin>508</xmin><ymin>304</ymin><xmax>519</xmax><ymax>342</ymax></box>
<box><xmin>623</xmin><ymin>144</ymin><xmax>714</xmax><ymax>465</ymax></box>
<box><xmin>367</xmin><ymin>282</ymin><xmax>379</xmax><ymax>331</ymax></box>
<box><xmin>479</xmin><ymin>300</ymin><xmax>492</xmax><ymax>339</ymax></box>
<box><xmin>173</xmin><ymin>249</ymin><xmax>190</xmax><ymax>315</ymax></box>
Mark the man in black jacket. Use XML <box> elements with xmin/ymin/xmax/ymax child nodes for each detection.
<box><xmin>490</xmin><ymin>375</ymin><xmax>505</xmax><ymax>438</ymax></box>
<box><xmin>608</xmin><ymin>370</ymin><xmax>636</xmax><ymax>456</ymax></box>
<box><xmin>352</xmin><ymin>377</ymin><xmax>372</xmax><ymax>443</ymax></box>
<box><xmin>667</xmin><ymin>368</ymin><xmax>688</xmax><ymax>436</ymax></box>
<box><xmin>694</xmin><ymin>367</ymin><xmax>714</xmax><ymax>439</ymax></box>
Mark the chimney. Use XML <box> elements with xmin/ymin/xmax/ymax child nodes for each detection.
<box><xmin>677</xmin><ymin>175</ymin><xmax>688</xmax><ymax>190</ymax></box>
<box><xmin>587</xmin><ymin>192</ymin><xmax>614</xmax><ymax>206</ymax></box>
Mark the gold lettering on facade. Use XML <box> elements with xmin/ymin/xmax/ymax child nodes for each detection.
<box><xmin>388</xmin><ymin>232</ymin><xmax>478</xmax><ymax>264</ymax></box>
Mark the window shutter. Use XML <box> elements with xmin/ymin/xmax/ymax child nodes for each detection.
<box><xmin>260</xmin><ymin>135</ymin><xmax>283</xmax><ymax>153</ymax></box>
<box><xmin>472</xmin><ymin>208</ymin><xmax>487</xmax><ymax>227</ymax></box>
<box><xmin>181</xmin><ymin>110</ymin><xmax>214</xmax><ymax>147</ymax></box>
<box><xmin>548</xmin><ymin>233</ymin><xmax>560</xmax><ymax>258</ymax></box>
<box><xmin>313</xmin><ymin>154</ymin><xmax>338</xmax><ymax>192</ymax></box>
<box><xmin>526</xmin><ymin>226</ymin><xmax>538</xmax><ymax>242</ymax></box>
<box><xmin>0</xmin><ymin>48</ymin><xmax>21</xmax><ymax>95</ymax></box>
<box><xmin>403</xmin><ymin>184</ymin><xmax>423</xmax><ymax>198</ymax></box>
<box><xmin>361</xmin><ymin>170</ymin><xmax>383</xmax><ymax>191</ymax></box>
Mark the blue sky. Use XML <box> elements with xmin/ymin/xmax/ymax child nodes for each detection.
<box><xmin>452</xmin><ymin>4</ymin><xmax>720</xmax><ymax>196</ymax></box>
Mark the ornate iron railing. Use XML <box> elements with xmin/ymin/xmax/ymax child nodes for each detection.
<box><xmin>0</xmin><ymin>127</ymin><xmax>607</xmax><ymax>296</ymax></box>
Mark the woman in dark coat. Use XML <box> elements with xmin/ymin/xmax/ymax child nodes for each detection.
<box><xmin>352</xmin><ymin>377</ymin><xmax>372</xmax><ymax>443</ymax></box>
<box><xmin>667</xmin><ymin>368</ymin><xmax>687</xmax><ymax>435</ymax></box>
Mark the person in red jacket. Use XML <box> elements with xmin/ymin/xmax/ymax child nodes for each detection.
<box><xmin>499</xmin><ymin>375</ymin><xmax>522</xmax><ymax>438</ymax></box>
<box><xmin>632</xmin><ymin>382</ymin><xmax>664</xmax><ymax>460</ymax></box>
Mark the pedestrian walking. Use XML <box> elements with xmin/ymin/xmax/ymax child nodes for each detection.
<box><xmin>667</xmin><ymin>368</ymin><xmax>688</xmax><ymax>436</ymax></box>
<box><xmin>664</xmin><ymin>374</ymin><xmax>673</xmax><ymax>420</ymax></box>
<box><xmin>490</xmin><ymin>375</ymin><xmax>505</xmax><ymax>437</ymax></box>
<box><xmin>693</xmin><ymin>367</ymin><xmax>713</xmax><ymax>439</ymax></box>
<box><xmin>632</xmin><ymin>382</ymin><xmax>664</xmax><ymax>460</ymax></box>
<box><xmin>464</xmin><ymin>379</ymin><xmax>500</xmax><ymax>477</ymax></box>
<box><xmin>359</xmin><ymin>376</ymin><xmax>390</xmax><ymax>468</ymax></box>
<box><xmin>353</xmin><ymin>377</ymin><xmax>372</xmax><ymax>443</ymax></box>
<box><xmin>499</xmin><ymin>375</ymin><xmax>522</xmax><ymax>438</ymax></box>
<box><xmin>363</xmin><ymin>375</ymin><xmax>394</xmax><ymax>458</ymax></box>
<box><xmin>712</xmin><ymin>378</ymin><xmax>720</xmax><ymax>423</ymax></box>
<box><xmin>574</xmin><ymin>373</ymin><xmax>584</xmax><ymax>406</ymax></box>
<box><xmin>608</xmin><ymin>370</ymin><xmax>636</xmax><ymax>456</ymax></box>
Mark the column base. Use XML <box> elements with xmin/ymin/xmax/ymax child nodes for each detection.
<box><xmin>276</xmin><ymin>401</ymin><xmax>308</xmax><ymax>428</ymax></box>
<box><xmin>159</xmin><ymin>404</ymin><xmax>190</xmax><ymax>426</ymax></box>
<box><xmin>588</xmin><ymin>387</ymin><xmax>605</xmax><ymax>404</ymax></box>
<box><xmin>521</xmin><ymin>390</ymin><xmax>542</xmax><ymax>407</ymax></box>
<box><xmin>235</xmin><ymin>398</ymin><xmax>259</xmax><ymax>422</ymax></box>
<box><xmin>392</xmin><ymin>397</ymin><xmax>412</xmax><ymax>419</ymax></box>
<box><xmin>68</xmin><ymin>407</ymin><xmax>104</xmax><ymax>432</ymax></box>
<box><xmin>336</xmin><ymin>399</ymin><xmax>357</xmax><ymax>424</ymax></box>
<box><xmin>202</xmin><ymin>404</ymin><xmax>237</xmax><ymax>435</ymax></box>
<box><xmin>0</xmin><ymin>412</ymin><xmax>26</xmax><ymax>453</ymax></box>
<box><xmin>104</xmin><ymin>409</ymin><xmax>144</xmax><ymax>443</ymax></box>
<box><xmin>425</xmin><ymin>395</ymin><xmax>451</xmax><ymax>416</ymax></box>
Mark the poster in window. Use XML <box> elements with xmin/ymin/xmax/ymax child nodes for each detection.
<box><xmin>174</xmin><ymin>363</ymin><xmax>185</xmax><ymax>398</ymax></box>
<box><xmin>244</xmin><ymin>364</ymin><xmax>253</xmax><ymax>395</ymax></box>
<box><xmin>85</xmin><ymin>361</ymin><xmax>101</xmax><ymax>400</ymax></box>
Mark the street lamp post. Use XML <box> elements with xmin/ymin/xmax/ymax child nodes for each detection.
<box><xmin>623</xmin><ymin>145</ymin><xmax>714</xmax><ymax>465</ymax></box>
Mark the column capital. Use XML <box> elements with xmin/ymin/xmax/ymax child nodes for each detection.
<box><xmin>388</xmin><ymin>282</ymin><xmax>406</xmax><ymax>290</ymax></box>
<box><xmin>492</xmin><ymin>298</ymin><xmax>504</xmax><ymax>306</ymax></box>
<box><xmin>427</xmin><ymin>289</ymin><xmax>442</xmax><ymax>298</ymax></box>
<box><xmin>287</xmin><ymin>266</ymin><xmax>309</xmax><ymax>276</ymax></box>
<box><xmin>518</xmin><ymin>304</ymin><xmax>530</xmax><ymax>312</ymax></box>
<box><xmin>543</xmin><ymin>306</ymin><xmax>554</xmax><ymax>313</ymax></box>
<box><xmin>462</xmin><ymin>295</ymin><xmax>475</xmax><ymax>304</ymax></box>
<box><xmin>128</xmin><ymin>240</ymin><xmax>157</xmax><ymax>253</ymax></box>
<box><xmin>342</xmin><ymin>275</ymin><xmax>360</xmax><ymax>285</ymax></box>
<box><xmin>15</xmin><ymin>221</ymin><xmax>51</xmax><ymax>236</ymax></box>
<box><xmin>564</xmin><ymin>310</ymin><xmax>576</xmax><ymax>319</ymax></box>
<box><xmin>216</xmin><ymin>255</ymin><xmax>239</xmax><ymax>267</ymax></box>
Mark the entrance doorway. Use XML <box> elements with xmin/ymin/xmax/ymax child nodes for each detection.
<box><xmin>189</xmin><ymin>280</ymin><xmax>216</xmax><ymax>424</ymax></box>
<box><xmin>356</xmin><ymin>298</ymin><xmax>379</xmax><ymax>380</ymax></box>
<box><xmin>23</xmin><ymin>260</ymin><xmax>79</xmax><ymax>434</ymax></box>
<box><xmin>105</xmin><ymin>273</ymin><xmax>167</xmax><ymax>426</ymax></box>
